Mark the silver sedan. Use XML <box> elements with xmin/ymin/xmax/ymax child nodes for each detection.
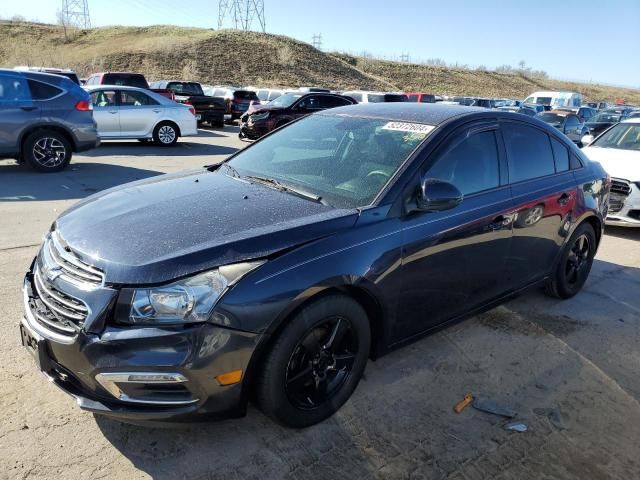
<box><xmin>85</xmin><ymin>85</ymin><xmax>198</xmax><ymax>146</ymax></box>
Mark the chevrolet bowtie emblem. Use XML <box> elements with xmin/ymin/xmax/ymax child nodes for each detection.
<box><xmin>46</xmin><ymin>265</ymin><xmax>63</xmax><ymax>282</ymax></box>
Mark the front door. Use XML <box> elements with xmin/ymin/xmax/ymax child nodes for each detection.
<box><xmin>90</xmin><ymin>89</ymin><xmax>120</xmax><ymax>137</ymax></box>
<box><xmin>392</xmin><ymin>123</ymin><xmax>513</xmax><ymax>344</ymax></box>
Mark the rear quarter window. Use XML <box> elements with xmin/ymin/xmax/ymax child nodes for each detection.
<box><xmin>503</xmin><ymin>123</ymin><xmax>556</xmax><ymax>183</ymax></box>
<box><xmin>550</xmin><ymin>137</ymin><xmax>570</xmax><ymax>172</ymax></box>
<box><xmin>27</xmin><ymin>80</ymin><xmax>63</xmax><ymax>100</ymax></box>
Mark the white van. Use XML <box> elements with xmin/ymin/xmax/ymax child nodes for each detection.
<box><xmin>524</xmin><ymin>91</ymin><xmax>582</xmax><ymax>108</ymax></box>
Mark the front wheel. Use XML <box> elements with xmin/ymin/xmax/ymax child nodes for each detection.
<box><xmin>545</xmin><ymin>222</ymin><xmax>596</xmax><ymax>299</ymax></box>
<box><xmin>256</xmin><ymin>294</ymin><xmax>370</xmax><ymax>428</ymax></box>
<box><xmin>153</xmin><ymin>122</ymin><xmax>179</xmax><ymax>146</ymax></box>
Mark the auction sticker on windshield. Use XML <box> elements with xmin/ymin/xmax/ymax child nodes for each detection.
<box><xmin>382</xmin><ymin>122</ymin><xmax>435</xmax><ymax>135</ymax></box>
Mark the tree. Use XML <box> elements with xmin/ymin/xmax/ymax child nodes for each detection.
<box><xmin>518</xmin><ymin>59</ymin><xmax>526</xmax><ymax>70</ymax></box>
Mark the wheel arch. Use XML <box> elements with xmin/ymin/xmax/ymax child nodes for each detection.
<box><xmin>20</xmin><ymin>124</ymin><xmax>77</xmax><ymax>157</ymax></box>
<box><xmin>154</xmin><ymin>119</ymin><xmax>181</xmax><ymax>137</ymax></box>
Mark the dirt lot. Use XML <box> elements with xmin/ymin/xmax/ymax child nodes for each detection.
<box><xmin>1</xmin><ymin>127</ymin><xmax>639</xmax><ymax>480</ymax></box>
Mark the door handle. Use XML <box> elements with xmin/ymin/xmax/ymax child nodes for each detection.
<box><xmin>153</xmin><ymin>109</ymin><xmax>161</xmax><ymax>113</ymax></box>
<box><xmin>108</xmin><ymin>110</ymin><xmax>118</xmax><ymax>114</ymax></box>
<box><xmin>20</xmin><ymin>106</ymin><xmax>38</xmax><ymax>111</ymax></box>
<box><xmin>557</xmin><ymin>193</ymin><xmax>572</xmax><ymax>206</ymax></box>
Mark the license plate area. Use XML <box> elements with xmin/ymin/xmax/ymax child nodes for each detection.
<box><xmin>20</xmin><ymin>319</ymin><xmax>49</xmax><ymax>372</ymax></box>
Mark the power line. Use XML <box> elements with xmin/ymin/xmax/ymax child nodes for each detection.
<box><xmin>61</xmin><ymin>0</ymin><xmax>91</xmax><ymax>29</ymax></box>
<box><xmin>312</xmin><ymin>33</ymin><xmax>322</xmax><ymax>50</ymax></box>
<box><xmin>218</xmin><ymin>0</ymin><xmax>266</xmax><ymax>32</ymax></box>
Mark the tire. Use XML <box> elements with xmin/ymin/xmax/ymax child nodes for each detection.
<box><xmin>544</xmin><ymin>222</ymin><xmax>596</xmax><ymax>299</ymax></box>
<box><xmin>152</xmin><ymin>122</ymin><xmax>179</xmax><ymax>146</ymax></box>
<box><xmin>23</xmin><ymin>130</ymin><xmax>72</xmax><ymax>173</ymax></box>
<box><xmin>256</xmin><ymin>294</ymin><xmax>371</xmax><ymax>428</ymax></box>
<box><xmin>215</xmin><ymin>120</ymin><xmax>225</xmax><ymax>128</ymax></box>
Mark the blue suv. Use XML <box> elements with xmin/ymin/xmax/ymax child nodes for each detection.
<box><xmin>0</xmin><ymin>69</ymin><xmax>99</xmax><ymax>172</ymax></box>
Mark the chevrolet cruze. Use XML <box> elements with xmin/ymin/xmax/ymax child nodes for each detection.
<box><xmin>20</xmin><ymin>104</ymin><xmax>609</xmax><ymax>427</ymax></box>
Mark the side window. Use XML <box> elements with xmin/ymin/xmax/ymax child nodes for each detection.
<box><xmin>268</xmin><ymin>91</ymin><xmax>282</xmax><ymax>101</ymax></box>
<box><xmin>320</xmin><ymin>96</ymin><xmax>352</xmax><ymax>108</ymax></box>
<box><xmin>421</xmin><ymin>95</ymin><xmax>435</xmax><ymax>103</ymax></box>
<box><xmin>503</xmin><ymin>123</ymin><xmax>555</xmax><ymax>183</ymax></box>
<box><xmin>550</xmin><ymin>137</ymin><xmax>570</xmax><ymax>172</ymax></box>
<box><xmin>566</xmin><ymin>116</ymin><xmax>579</xmax><ymax>127</ymax></box>
<box><xmin>570</xmin><ymin>154</ymin><xmax>583</xmax><ymax>169</ymax></box>
<box><xmin>90</xmin><ymin>90</ymin><xmax>117</xmax><ymax>108</ymax></box>
<box><xmin>298</xmin><ymin>96</ymin><xmax>321</xmax><ymax>110</ymax></box>
<box><xmin>119</xmin><ymin>90</ymin><xmax>158</xmax><ymax>107</ymax></box>
<box><xmin>0</xmin><ymin>75</ymin><xmax>30</xmax><ymax>101</ymax></box>
<box><xmin>27</xmin><ymin>80</ymin><xmax>62</xmax><ymax>100</ymax></box>
<box><xmin>407</xmin><ymin>94</ymin><xmax>418</xmax><ymax>102</ymax></box>
<box><xmin>349</xmin><ymin>92</ymin><xmax>362</xmax><ymax>103</ymax></box>
<box><xmin>427</xmin><ymin>130</ymin><xmax>500</xmax><ymax>195</ymax></box>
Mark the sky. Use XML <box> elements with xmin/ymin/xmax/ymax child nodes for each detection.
<box><xmin>3</xmin><ymin>0</ymin><xmax>640</xmax><ymax>87</ymax></box>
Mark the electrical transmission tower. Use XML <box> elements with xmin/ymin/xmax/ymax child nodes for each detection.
<box><xmin>61</xmin><ymin>0</ymin><xmax>91</xmax><ymax>29</ymax></box>
<box><xmin>400</xmin><ymin>53</ymin><xmax>410</xmax><ymax>63</ymax></box>
<box><xmin>312</xmin><ymin>33</ymin><xmax>322</xmax><ymax>50</ymax></box>
<box><xmin>218</xmin><ymin>0</ymin><xmax>266</xmax><ymax>32</ymax></box>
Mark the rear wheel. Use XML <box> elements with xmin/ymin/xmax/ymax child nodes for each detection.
<box><xmin>256</xmin><ymin>294</ymin><xmax>370</xmax><ymax>428</ymax></box>
<box><xmin>545</xmin><ymin>222</ymin><xmax>596</xmax><ymax>299</ymax></box>
<box><xmin>23</xmin><ymin>130</ymin><xmax>72</xmax><ymax>173</ymax></box>
<box><xmin>153</xmin><ymin>122</ymin><xmax>179</xmax><ymax>146</ymax></box>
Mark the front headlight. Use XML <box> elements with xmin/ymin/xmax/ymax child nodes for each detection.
<box><xmin>250</xmin><ymin>111</ymin><xmax>270</xmax><ymax>121</ymax></box>
<box><xmin>125</xmin><ymin>261</ymin><xmax>265</xmax><ymax>325</ymax></box>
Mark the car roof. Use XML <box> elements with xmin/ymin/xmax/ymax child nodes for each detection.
<box><xmin>0</xmin><ymin>68</ymin><xmax>70</xmax><ymax>83</ymax></box>
<box><xmin>621</xmin><ymin>118</ymin><xmax>640</xmax><ymax>124</ymax></box>
<box><xmin>320</xmin><ymin>103</ymin><xmax>486</xmax><ymax>124</ymax></box>
<box><xmin>84</xmin><ymin>84</ymin><xmax>148</xmax><ymax>91</ymax></box>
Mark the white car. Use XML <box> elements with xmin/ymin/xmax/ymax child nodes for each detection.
<box><xmin>341</xmin><ymin>91</ymin><xmax>408</xmax><ymax>103</ymax></box>
<box><xmin>85</xmin><ymin>85</ymin><xmax>197</xmax><ymax>146</ymax></box>
<box><xmin>582</xmin><ymin>119</ymin><xmax>640</xmax><ymax>227</ymax></box>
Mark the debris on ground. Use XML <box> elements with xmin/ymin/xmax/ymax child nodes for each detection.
<box><xmin>472</xmin><ymin>397</ymin><xmax>517</xmax><ymax>418</ymax></box>
<box><xmin>503</xmin><ymin>420</ymin><xmax>528</xmax><ymax>432</ymax></box>
<box><xmin>453</xmin><ymin>393</ymin><xmax>474</xmax><ymax>414</ymax></box>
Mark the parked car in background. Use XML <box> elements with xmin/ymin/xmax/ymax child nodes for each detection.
<box><xmin>536</xmin><ymin>111</ymin><xmax>588</xmax><ymax>145</ymax></box>
<box><xmin>524</xmin><ymin>91</ymin><xmax>583</xmax><ymax>109</ymax></box>
<box><xmin>581</xmin><ymin>119</ymin><xmax>640</xmax><ymax>227</ymax></box>
<box><xmin>19</xmin><ymin>104</ymin><xmax>608</xmax><ymax>428</ymax></box>
<box><xmin>406</xmin><ymin>92</ymin><xmax>436</xmax><ymax>103</ymax></box>
<box><xmin>209</xmin><ymin>87</ymin><xmax>260</xmax><ymax>122</ymax></box>
<box><xmin>341</xmin><ymin>91</ymin><xmax>408</xmax><ymax>103</ymax></box>
<box><xmin>297</xmin><ymin>87</ymin><xmax>331</xmax><ymax>93</ymax></box>
<box><xmin>150</xmin><ymin>80</ymin><xmax>226</xmax><ymax>128</ymax></box>
<box><xmin>255</xmin><ymin>88</ymin><xmax>285</xmax><ymax>104</ymax></box>
<box><xmin>84</xmin><ymin>72</ymin><xmax>175</xmax><ymax>100</ymax></box>
<box><xmin>0</xmin><ymin>69</ymin><xmax>98</xmax><ymax>172</ymax></box>
<box><xmin>239</xmin><ymin>92</ymin><xmax>355</xmax><ymax>140</ymax></box>
<box><xmin>86</xmin><ymin>85</ymin><xmax>197</xmax><ymax>146</ymax></box>
<box><xmin>469</xmin><ymin>98</ymin><xmax>496</xmax><ymax>109</ymax></box>
<box><xmin>14</xmin><ymin>66</ymin><xmax>81</xmax><ymax>85</ymax></box>
<box><xmin>553</xmin><ymin>106</ymin><xmax>598</xmax><ymax>123</ymax></box>
<box><xmin>583</xmin><ymin>108</ymin><xmax>634</xmax><ymax>139</ymax></box>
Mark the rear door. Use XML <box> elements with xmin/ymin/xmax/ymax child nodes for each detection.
<box><xmin>0</xmin><ymin>73</ymin><xmax>39</xmax><ymax>155</ymax></box>
<box><xmin>118</xmin><ymin>90</ymin><xmax>162</xmax><ymax>137</ymax></box>
<box><xmin>90</xmin><ymin>89</ymin><xmax>120</xmax><ymax>137</ymax></box>
<box><xmin>393</xmin><ymin>121</ymin><xmax>513</xmax><ymax>342</ymax></box>
<box><xmin>502</xmin><ymin>121</ymin><xmax>578</xmax><ymax>288</ymax></box>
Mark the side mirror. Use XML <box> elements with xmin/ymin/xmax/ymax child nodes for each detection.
<box><xmin>581</xmin><ymin>134</ymin><xmax>594</xmax><ymax>147</ymax></box>
<box><xmin>412</xmin><ymin>178</ymin><xmax>463</xmax><ymax>213</ymax></box>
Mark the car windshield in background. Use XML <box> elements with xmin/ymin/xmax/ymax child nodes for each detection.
<box><xmin>227</xmin><ymin>114</ymin><xmax>433</xmax><ymax>208</ymax></box>
<box><xmin>235</xmin><ymin>90</ymin><xmax>259</xmax><ymax>100</ymax></box>
<box><xmin>538</xmin><ymin>113</ymin><xmax>565</xmax><ymax>123</ymax></box>
<box><xmin>269</xmin><ymin>93</ymin><xmax>302</xmax><ymax>108</ymax></box>
<box><xmin>167</xmin><ymin>82</ymin><xmax>204</xmax><ymax>95</ymax></box>
<box><xmin>532</xmin><ymin>97</ymin><xmax>552</xmax><ymax>105</ymax></box>
<box><xmin>103</xmin><ymin>74</ymin><xmax>148</xmax><ymax>88</ymax></box>
<box><xmin>589</xmin><ymin>113</ymin><xmax>622</xmax><ymax>123</ymax></box>
<box><xmin>591</xmin><ymin>124</ymin><xmax>640</xmax><ymax>151</ymax></box>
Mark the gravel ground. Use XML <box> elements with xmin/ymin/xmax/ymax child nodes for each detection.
<box><xmin>1</xmin><ymin>127</ymin><xmax>639</xmax><ymax>480</ymax></box>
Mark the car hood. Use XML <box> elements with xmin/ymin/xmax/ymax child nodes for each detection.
<box><xmin>55</xmin><ymin>168</ymin><xmax>358</xmax><ymax>284</ymax></box>
<box><xmin>581</xmin><ymin>146</ymin><xmax>640</xmax><ymax>181</ymax></box>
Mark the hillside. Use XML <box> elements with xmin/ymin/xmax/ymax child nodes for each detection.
<box><xmin>1</xmin><ymin>21</ymin><xmax>638</xmax><ymax>103</ymax></box>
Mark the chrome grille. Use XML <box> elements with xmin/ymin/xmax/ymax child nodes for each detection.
<box><xmin>32</xmin><ymin>267</ymin><xmax>88</xmax><ymax>336</ymax></box>
<box><xmin>46</xmin><ymin>233</ymin><xmax>104</xmax><ymax>286</ymax></box>
<box><xmin>611</xmin><ymin>179</ymin><xmax>631</xmax><ymax>197</ymax></box>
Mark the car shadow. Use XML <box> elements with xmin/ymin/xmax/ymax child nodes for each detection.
<box><xmin>604</xmin><ymin>225</ymin><xmax>640</xmax><ymax>241</ymax></box>
<box><xmin>0</xmin><ymin>162</ymin><xmax>163</xmax><ymax>202</ymax></box>
<box><xmin>83</xmin><ymin>141</ymin><xmax>240</xmax><ymax>157</ymax></box>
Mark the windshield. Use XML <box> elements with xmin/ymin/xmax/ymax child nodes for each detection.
<box><xmin>589</xmin><ymin>113</ymin><xmax>622</xmax><ymax>123</ymax></box>
<box><xmin>167</xmin><ymin>82</ymin><xmax>204</xmax><ymax>96</ymax></box>
<box><xmin>526</xmin><ymin>96</ymin><xmax>552</xmax><ymax>105</ymax></box>
<box><xmin>226</xmin><ymin>115</ymin><xmax>433</xmax><ymax>208</ymax></box>
<box><xmin>591</xmin><ymin>124</ymin><xmax>640</xmax><ymax>151</ymax></box>
<box><xmin>269</xmin><ymin>93</ymin><xmax>302</xmax><ymax>108</ymax></box>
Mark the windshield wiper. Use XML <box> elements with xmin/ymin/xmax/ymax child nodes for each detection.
<box><xmin>244</xmin><ymin>175</ymin><xmax>329</xmax><ymax>205</ymax></box>
<box><xmin>221</xmin><ymin>163</ymin><xmax>241</xmax><ymax>178</ymax></box>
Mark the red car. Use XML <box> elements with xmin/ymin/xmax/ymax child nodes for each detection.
<box><xmin>406</xmin><ymin>92</ymin><xmax>436</xmax><ymax>103</ymax></box>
